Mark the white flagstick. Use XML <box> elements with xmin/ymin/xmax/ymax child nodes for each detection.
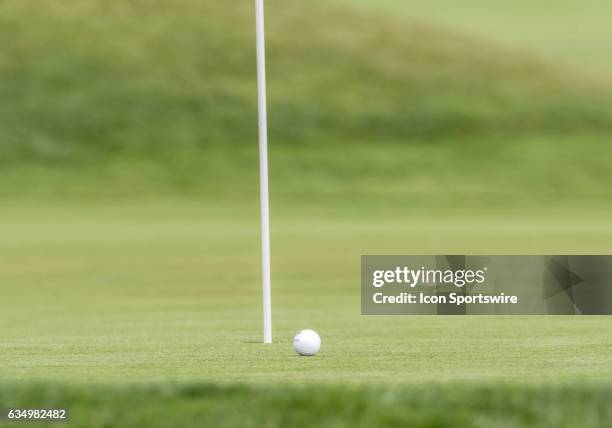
<box><xmin>255</xmin><ymin>0</ymin><xmax>272</xmax><ymax>344</ymax></box>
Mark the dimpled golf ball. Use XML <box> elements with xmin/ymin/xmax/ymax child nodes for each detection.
<box><xmin>293</xmin><ymin>329</ymin><xmax>321</xmax><ymax>356</ymax></box>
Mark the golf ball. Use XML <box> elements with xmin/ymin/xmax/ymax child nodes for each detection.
<box><xmin>293</xmin><ymin>329</ymin><xmax>321</xmax><ymax>356</ymax></box>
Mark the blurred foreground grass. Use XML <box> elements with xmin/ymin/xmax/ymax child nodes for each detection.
<box><xmin>1</xmin><ymin>383</ymin><xmax>611</xmax><ymax>428</ymax></box>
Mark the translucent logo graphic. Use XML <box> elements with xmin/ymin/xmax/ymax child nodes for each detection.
<box><xmin>361</xmin><ymin>256</ymin><xmax>612</xmax><ymax>315</ymax></box>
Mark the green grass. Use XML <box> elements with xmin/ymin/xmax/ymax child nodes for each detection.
<box><xmin>1</xmin><ymin>0</ymin><xmax>612</xmax><ymax>166</ymax></box>
<box><xmin>1</xmin><ymin>383</ymin><xmax>611</xmax><ymax>428</ymax></box>
<box><xmin>1</xmin><ymin>0</ymin><xmax>610</xmax><ymax>210</ymax></box>
<box><xmin>1</xmin><ymin>199</ymin><xmax>611</xmax><ymax>383</ymax></box>
<box><xmin>345</xmin><ymin>0</ymin><xmax>612</xmax><ymax>74</ymax></box>
<box><xmin>2</xmin><ymin>135</ymin><xmax>611</xmax><ymax>216</ymax></box>
<box><xmin>1</xmin><ymin>199</ymin><xmax>611</xmax><ymax>427</ymax></box>
<box><xmin>1</xmin><ymin>1</ymin><xmax>612</xmax><ymax>426</ymax></box>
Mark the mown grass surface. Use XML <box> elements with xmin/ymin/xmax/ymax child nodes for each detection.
<box><xmin>1</xmin><ymin>199</ymin><xmax>611</xmax><ymax>427</ymax></box>
<box><xmin>1</xmin><ymin>200</ymin><xmax>611</xmax><ymax>385</ymax></box>
<box><xmin>1</xmin><ymin>383</ymin><xmax>611</xmax><ymax>428</ymax></box>
<box><xmin>1</xmin><ymin>1</ymin><xmax>611</xmax><ymax>427</ymax></box>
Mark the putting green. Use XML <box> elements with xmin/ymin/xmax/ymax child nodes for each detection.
<box><xmin>1</xmin><ymin>199</ymin><xmax>611</xmax><ymax>385</ymax></box>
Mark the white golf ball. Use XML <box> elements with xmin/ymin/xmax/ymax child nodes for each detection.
<box><xmin>293</xmin><ymin>329</ymin><xmax>321</xmax><ymax>356</ymax></box>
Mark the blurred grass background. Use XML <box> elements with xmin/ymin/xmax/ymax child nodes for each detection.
<box><xmin>347</xmin><ymin>0</ymin><xmax>612</xmax><ymax>75</ymax></box>
<box><xmin>1</xmin><ymin>0</ymin><xmax>611</xmax><ymax>427</ymax></box>
<box><xmin>1</xmin><ymin>0</ymin><xmax>612</xmax><ymax>206</ymax></box>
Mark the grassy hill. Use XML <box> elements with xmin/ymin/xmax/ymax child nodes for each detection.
<box><xmin>345</xmin><ymin>0</ymin><xmax>612</xmax><ymax>74</ymax></box>
<box><xmin>1</xmin><ymin>0</ymin><xmax>611</xmax><ymax>205</ymax></box>
<box><xmin>1</xmin><ymin>0</ymin><xmax>612</xmax><ymax>164</ymax></box>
